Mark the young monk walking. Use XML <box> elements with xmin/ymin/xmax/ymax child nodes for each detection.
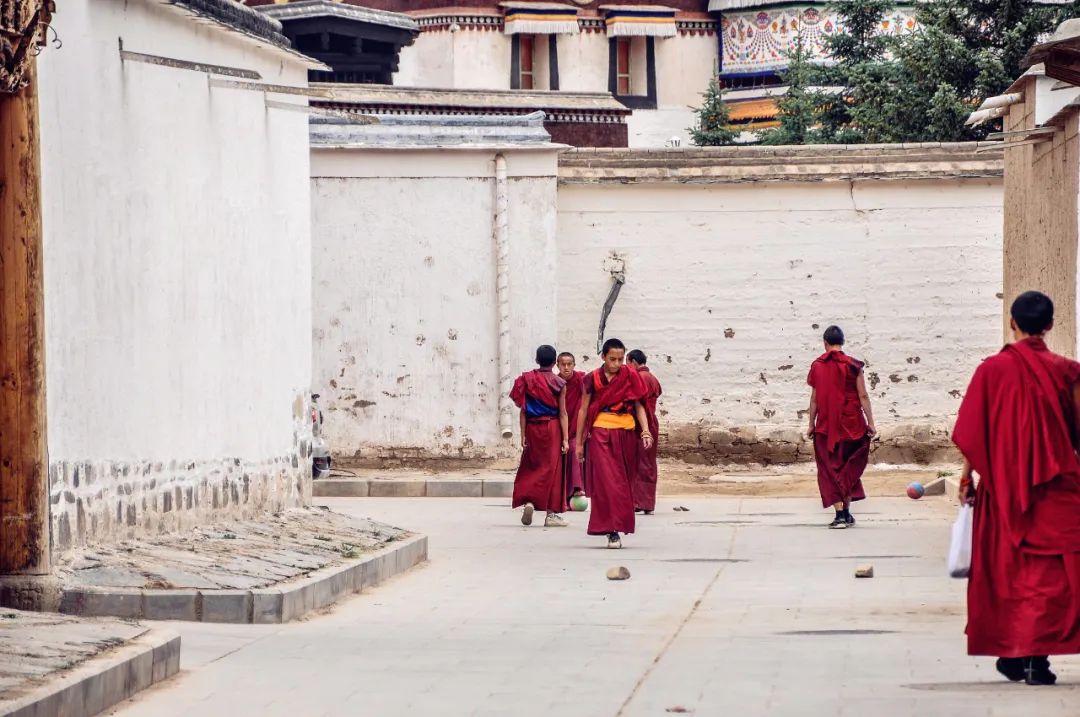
<box><xmin>806</xmin><ymin>325</ymin><xmax>876</xmax><ymax>529</ymax></box>
<box><xmin>953</xmin><ymin>291</ymin><xmax>1080</xmax><ymax>686</ymax></box>
<box><xmin>628</xmin><ymin>349</ymin><xmax>663</xmax><ymax>515</ymax></box>
<box><xmin>557</xmin><ymin>352</ymin><xmax>587</xmax><ymax>501</ymax></box>
<box><xmin>510</xmin><ymin>345</ymin><xmax>569</xmax><ymax>528</ymax></box>
<box><xmin>574</xmin><ymin>338</ymin><xmax>652</xmax><ymax>549</ymax></box>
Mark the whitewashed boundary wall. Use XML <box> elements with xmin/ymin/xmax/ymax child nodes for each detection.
<box><xmin>38</xmin><ymin>0</ymin><xmax>316</xmax><ymax>551</ymax></box>
<box><xmin>314</xmin><ymin>141</ymin><xmax>1004</xmax><ymax>465</ymax></box>
<box><xmin>310</xmin><ymin>117</ymin><xmax>561</xmax><ymax>463</ymax></box>
<box><xmin>557</xmin><ymin>144</ymin><xmax>1005</xmax><ymax>463</ymax></box>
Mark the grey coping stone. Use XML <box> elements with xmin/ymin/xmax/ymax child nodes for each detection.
<box><xmin>313</xmin><ymin>479</ymin><xmax>370</xmax><ymax>498</ymax></box>
<box><xmin>142</xmin><ymin>590</ymin><xmax>199</xmax><ymax>621</ymax></box>
<box><xmin>47</xmin><ymin>535</ymin><xmax>427</xmax><ymax>626</ymax></box>
<box><xmin>368</xmin><ymin>481</ymin><xmax>427</xmax><ymax>498</ymax></box>
<box><xmin>482</xmin><ymin>480</ymin><xmax>514</xmax><ymax>498</ymax></box>
<box><xmin>200</xmin><ymin>590</ymin><xmax>252</xmax><ymax>624</ymax></box>
<box><xmin>250</xmin><ymin>590</ymin><xmax>284</xmax><ymax>625</ymax></box>
<box><xmin>1</xmin><ymin>627</ymin><xmax>180</xmax><ymax>717</ymax></box>
<box><xmin>60</xmin><ymin>589</ymin><xmax>144</xmax><ymax>619</ymax></box>
<box><xmin>426</xmin><ymin>480</ymin><xmax>483</xmax><ymax>498</ymax></box>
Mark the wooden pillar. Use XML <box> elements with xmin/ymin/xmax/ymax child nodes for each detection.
<box><xmin>0</xmin><ymin>58</ymin><xmax>49</xmax><ymax>575</ymax></box>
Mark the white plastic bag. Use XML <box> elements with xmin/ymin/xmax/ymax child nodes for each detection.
<box><xmin>948</xmin><ymin>505</ymin><xmax>973</xmax><ymax>578</ymax></box>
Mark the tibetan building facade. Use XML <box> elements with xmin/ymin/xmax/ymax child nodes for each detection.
<box><xmin>245</xmin><ymin>0</ymin><xmax>923</xmax><ymax>145</ymax></box>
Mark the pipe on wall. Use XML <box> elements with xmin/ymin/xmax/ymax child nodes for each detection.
<box><xmin>494</xmin><ymin>153</ymin><xmax>513</xmax><ymax>439</ymax></box>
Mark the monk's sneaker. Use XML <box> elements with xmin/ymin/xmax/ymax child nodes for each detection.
<box><xmin>607</xmin><ymin>533</ymin><xmax>622</xmax><ymax>549</ymax></box>
<box><xmin>544</xmin><ymin>513</ymin><xmax>567</xmax><ymax>528</ymax></box>
<box><xmin>521</xmin><ymin>503</ymin><xmax>535</xmax><ymax>526</ymax></box>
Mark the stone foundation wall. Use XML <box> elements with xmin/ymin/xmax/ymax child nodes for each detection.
<box><xmin>49</xmin><ymin>451</ymin><xmax>310</xmax><ymax>553</ymax></box>
<box><xmin>659</xmin><ymin>422</ymin><xmax>958</xmax><ymax>466</ymax></box>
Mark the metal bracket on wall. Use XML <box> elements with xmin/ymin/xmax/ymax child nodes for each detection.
<box><xmin>597</xmin><ymin>270</ymin><xmax>626</xmax><ymax>355</ymax></box>
<box><xmin>118</xmin><ymin>38</ymin><xmax>261</xmax><ymax>79</ymax></box>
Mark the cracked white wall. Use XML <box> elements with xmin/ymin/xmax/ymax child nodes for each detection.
<box><xmin>556</xmin><ymin>178</ymin><xmax>1004</xmax><ymax>458</ymax></box>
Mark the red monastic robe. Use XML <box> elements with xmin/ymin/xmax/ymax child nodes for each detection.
<box><xmin>633</xmin><ymin>367</ymin><xmax>663</xmax><ymax>512</ymax></box>
<box><xmin>562</xmin><ymin>370</ymin><xmax>587</xmax><ymax>498</ymax></box>
<box><xmin>808</xmin><ymin>350</ymin><xmax>869</xmax><ymax>508</ymax></box>
<box><xmin>510</xmin><ymin>369</ymin><xmax>566</xmax><ymax>513</ymax></box>
<box><xmin>584</xmin><ymin>366</ymin><xmax>648</xmax><ymax>535</ymax></box>
<box><xmin>953</xmin><ymin>337</ymin><xmax>1080</xmax><ymax>657</ymax></box>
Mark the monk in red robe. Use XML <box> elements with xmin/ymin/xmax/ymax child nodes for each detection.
<box><xmin>953</xmin><ymin>291</ymin><xmax>1080</xmax><ymax>686</ymax></box>
<box><xmin>806</xmin><ymin>325</ymin><xmax>876</xmax><ymax>529</ymax></box>
<box><xmin>557</xmin><ymin>352</ymin><xmax>587</xmax><ymax>500</ymax></box>
<box><xmin>574</xmin><ymin>338</ymin><xmax>652</xmax><ymax>549</ymax></box>
<box><xmin>509</xmin><ymin>345</ymin><xmax>569</xmax><ymax>528</ymax></box>
<box><xmin>628</xmin><ymin>349</ymin><xmax>663</xmax><ymax>514</ymax></box>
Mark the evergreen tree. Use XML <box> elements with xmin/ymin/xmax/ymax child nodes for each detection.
<box><xmin>759</xmin><ymin>34</ymin><xmax>823</xmax><ymax>145</ymax></box>
<box><xmin>890</xmin><ymin>0</ymin><xmax>1065</xmax><ymax>141</ymax></box>
<box><xmin>814</xmin><ymin>0</ymin><xmax>898</xmax><ymax>143</ymax></box>
<box><xmin>689</xmin><ymin>78</ymin><xmax>737</xmax><ymax>146</ymax></box>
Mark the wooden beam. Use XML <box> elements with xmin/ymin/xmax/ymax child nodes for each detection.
<box><xmin>0</xmin><ymin>59</ymin><xmax>50</xmax><ymax>575</ymax></box>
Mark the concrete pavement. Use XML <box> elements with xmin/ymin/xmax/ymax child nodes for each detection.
<box><xmin>107</xmin><ymin>495</ymin><xmax>1080</xmax><ymax>717</ymax></box>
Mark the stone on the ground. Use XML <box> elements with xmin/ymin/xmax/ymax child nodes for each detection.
<box><xmin>855</xmin><ymin>564</ymin><xmax>874</xmax><ymax>578</ymax></box>
<box><xmin>606</xmin><ymin>566</ymin><xmax>631</xmax><ymax>580</ymax></box>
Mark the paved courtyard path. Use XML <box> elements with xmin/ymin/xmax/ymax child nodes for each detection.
<box><xmin>108</xmin><ymin>495</ymin><xmax>1080</xmax><ymax>717</ymax></box>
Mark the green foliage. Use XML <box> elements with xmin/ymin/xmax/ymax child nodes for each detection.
<box><xmin>759</xmin><ymin>34</ymin><xmax>824</xmax><ymax>145</ymax></box>
<box><xmin>758</xmin><ymin>0</ymin><xmax>1074</xmax><ymax>144</ymax></box>
<box><xmin>689</xmin><ymin>78</ymin><xmax>737</xmax><ymax>146</ymax></box>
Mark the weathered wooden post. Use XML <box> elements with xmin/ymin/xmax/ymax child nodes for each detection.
<box><xmin>0</xmin><ymin>1</ymin><xmax>53</xmax><ymax>575</ymax></box>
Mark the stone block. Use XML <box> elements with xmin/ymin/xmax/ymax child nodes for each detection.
<box><xmin>359</xmin><ymin>555</ymin><xmax>380</xmax><ymax>590</ymax></box>
<box><xmin>425</xmin><ymin>480</ymin><xmax>483</xmax><ymax>498</ymax></box>
<box><xmin>200</xmin><ymin>590</ymin><xmax>253</xmax><ymax>623</ymax></box>
<box><xmin>151</xmin><ymin>636</ymin><xmax>182</xmax><ymax>683</ymax></box>
<box><xmin>60</xmin><ymin>589</ymin><xmax>144</xmax><ymax>619</ymax></box>
<box><xmin>129</xmin><ymin>646</ymin><xmax>155</xmax><ymax>693</ymax></box>
<box><xmin>143</xmin><ymin>589</ymin><xmax>198</xmax><ymax>621</ymax></box>
<box><xmin>666</xmin><ymin>424</ymin><xmax>701</xmax><ymax>447</ymax></box>
<box><xmin>313</xmin><ymin>479</ymin><xmax>369</xmax><ymax>498</ymax></box>
<box><xmin>703</xmin><ymin>427</ymin><xmax>735</xmax><ymax>447</ymax></box>
<box><xmin>279</xmin><ymin>583</ymin><xmax>314</xmax><ymax>623</ymax></box>
<box><xmin>100</xmin><ymin>659</ymin><xmax>130</xmax><ymax>713</ymax></box>
<box><xmin>482</xmin><ymin>480</ymin><xmax>513</xmax><ymax>498</ymax></box>
<box><xmin>251</xmin><ymin>590</ymin><xmax>284</xmax><ymax>624</ymax></box>
<box><xmin>79</xmin><ymin>657</ymin><xmax>107</xmax><ymax>715</ymax></box>
<box><xmin>766</xmin><ymin>428</ymin><xmax>804</xmax><ymax>445</ymax></box>
<box><xmin>368</xmin><ymin>480</ymin><xmax>426</xmax><ymax>498</ymax></box>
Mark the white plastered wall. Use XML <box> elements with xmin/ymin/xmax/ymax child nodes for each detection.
<box><xmin>310</xmin><ymin>149</ymin><xmax>559</xmax><ymax>461</ymax></box>
<box><xmin>557</xmin><ymin>178</ymin><xmax>1003</xmax><ymax>457</ymax></box>
<box><xmin>630</xmin><ymin>33</ymin><xmax>718</xmax><ymax>147</ymax></box>
<box><xmin>557</xmin><ymin>32</ymin><xmax>609</xmax><ymax>92</ymax></box>
<box><xmin>37</xmin><ymin>0</ymin><xmax>313</xmax><ymax>548</ymax></box>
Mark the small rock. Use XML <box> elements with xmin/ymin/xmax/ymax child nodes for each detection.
<box><xmin>855</xmin><ymin>564</ymin><xmax>874</xmax><ymax>578</ymax></box>
<box><xmin>606</xmin><ymin>566</ymin><xmax>631</xmax><ymax>580</ymax></box>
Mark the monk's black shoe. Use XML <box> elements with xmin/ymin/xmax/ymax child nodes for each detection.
<box><xmin>995</xmin><ymin>657</ymin><xmax>1025</xmax><ymax>682</ymax></box>
<box><xmin>844</xmin><ymin>511</ymin><xmax>855</xmax><ymax>526</ymax></box>
<box><xmin>828</xmin><ymin>515</ymin><xmax>848</xmax><ymax>529</ymax></box>
<box><xmin>1025</xmin><ymin>657</ymin><xmax>1057</xmax><ymax>686</ymax></box>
